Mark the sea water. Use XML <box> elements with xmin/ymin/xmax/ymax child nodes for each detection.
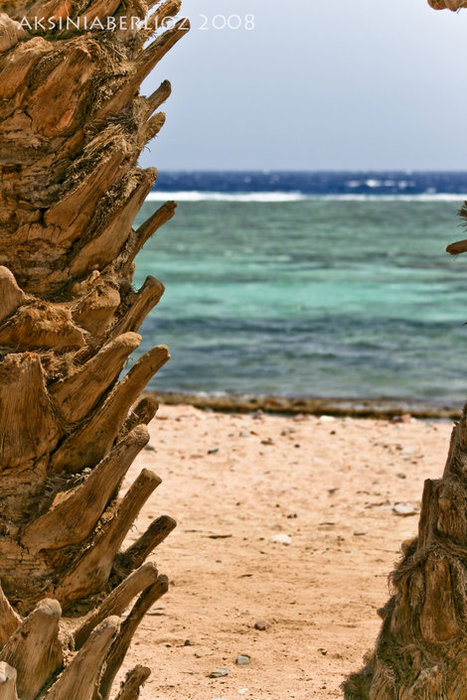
<box><xmin>132</xmin><ymin>172</ymin><xmax>467</xmax><ymax>403</ymax></box>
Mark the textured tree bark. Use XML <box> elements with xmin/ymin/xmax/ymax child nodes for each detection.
<box><xmin>428</xmin><ymin>0</ymin><xmax>467</xmax><ymax>9</ymax></box>
<box><xmin>344</xmin><ymin>4</ymin><xmax>467</xmax><ymax>697</ymax></box>
<box><xmin>344</xmin><ymin>410</ymin><xmax>467</xmax><ymax>698</ymax></box>
<box><xmin>0</xmin><ymin>0</ymin><xmax>187</xmax><ymax>696</ymax></box>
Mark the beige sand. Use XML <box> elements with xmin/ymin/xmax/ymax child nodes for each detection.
<box><xmin>119</xmin><ymin>405</ymin><xmax>453</xmax><ymax>700</ymax></box>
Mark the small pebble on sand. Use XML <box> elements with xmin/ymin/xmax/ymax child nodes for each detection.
<box><xmin>393</xmin><ymin>503</ymin><xmax>417</xmax><ymax>516</ymax></box>
<box><xmin>209</xmin><ymin>667</ymin><xmax>229</xmax><ymax>678</ymax></box>
<box><xmin>269</xmin><ymin>534</ymin><xmax>291</xmax><ymax>545</ymax></box>
<box><xmin>236</xmin><ymin>655</ymin><xmax>251</xmax><ymax>666</ymax></box>
<box><xmin>254</xmin><ymin>620</ymin><xmax>268</xmax><ymax>631</ymax></box>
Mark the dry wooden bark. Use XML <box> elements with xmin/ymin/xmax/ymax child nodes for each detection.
<box><xmin>344</xmin><ymin>410</ymin><xmax>467</xmax><ymax>698</ymax></box>
<box><xmin>344</xmin><ymin>5</ymin><xmax>467</xmax><ymax>696</ymax></box>
<box><xmin>0</xmin><ymin>0</ymin><xmax>187</xmax><ymax>696</ymax></box>
<box><xmin>428</xmin><ymin>0</ymin><xmax>467</xmax><ymax>8</ymax></box>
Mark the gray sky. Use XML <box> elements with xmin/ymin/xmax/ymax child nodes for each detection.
<box><xmin>139</xmin><ymin>0</ymin><xmax>467</xmax><ymax>171</ymax></box>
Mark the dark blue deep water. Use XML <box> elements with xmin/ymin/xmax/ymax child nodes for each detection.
<box><xmin>153</xmin><ymin>170</ymin><xmax>467</xmax><ymax>198</ymax></box>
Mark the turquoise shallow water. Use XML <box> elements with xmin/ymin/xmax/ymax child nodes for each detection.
<box><xmin>132</xmin><ymin>198</ymin><xmax>467</xmax><ymax>402</ymax></box>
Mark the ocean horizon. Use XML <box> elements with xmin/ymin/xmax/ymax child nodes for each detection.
<box><xmin>149</xmin><ymin>170</ymin><xmax>467</xmax><ymax>200</ymax></box>
<box><xmin>131</xmin><ymin>171</ymin><xmax>467</xmax><ymax>405</ymax></box>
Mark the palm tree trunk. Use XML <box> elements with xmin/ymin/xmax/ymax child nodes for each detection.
<box><xmin>344</xmin><ymin>410</ymin><xmax>467</xmax><ymax>698</ymax></box>
<box><xmin>0</xmin><ymin>1</ymin><xmax>187</xmax><ymax>696</ymax></box>
<box><xmin>344</xmin><ymin>4</ymin><xmax>467</xmax><ymax>696</ymax></box>
<box><xmin>428</xmin><ymin>0</ymin><xmax>467</xmax><ymax>9</ymax></box>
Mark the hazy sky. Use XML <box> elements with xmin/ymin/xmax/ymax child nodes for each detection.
<box><xmin>139</xmin><ymin>0</ymin><xmax>467</xmax><ymax>171</ymax></box>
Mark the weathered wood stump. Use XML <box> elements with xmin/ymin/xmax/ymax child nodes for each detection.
<box><xmin>428</xmin><ymin>0</ymin><xmax>467</xmax><ymax>9</ymax></box>
<box><xmin>345</xmin><ymin>5</ymin><xmax>467</xmax><ymax>697</ymax></box>
<box><xmin>0</xmin><ymin>1</ymin><xmax>187</xmax><ymax>696</ymax></box>
<box><xmin>344</xmin><ymin>408</ymin><xmax>467</xmax><ymax>698</ymax></box>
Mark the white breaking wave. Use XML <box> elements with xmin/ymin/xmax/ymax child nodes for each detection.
<box><xmin>145</xmin><ymin>190</ymin><xmax>467</xmax><ymax>203</ymax></box>
<box><xmin>346</xmin><ymin>179</ymin><xmax>416</xmax><ymax>190</ymax></box>
<box><xmin>145</xmin><ymin>191</ymin><xmax>308</xmax><ymax>203</ymax></box>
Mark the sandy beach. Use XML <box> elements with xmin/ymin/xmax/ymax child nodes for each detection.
<box><xmin>117</xmin><ymin>404</ymin><xmax>454</xmax><ymax>699</ymax></box>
